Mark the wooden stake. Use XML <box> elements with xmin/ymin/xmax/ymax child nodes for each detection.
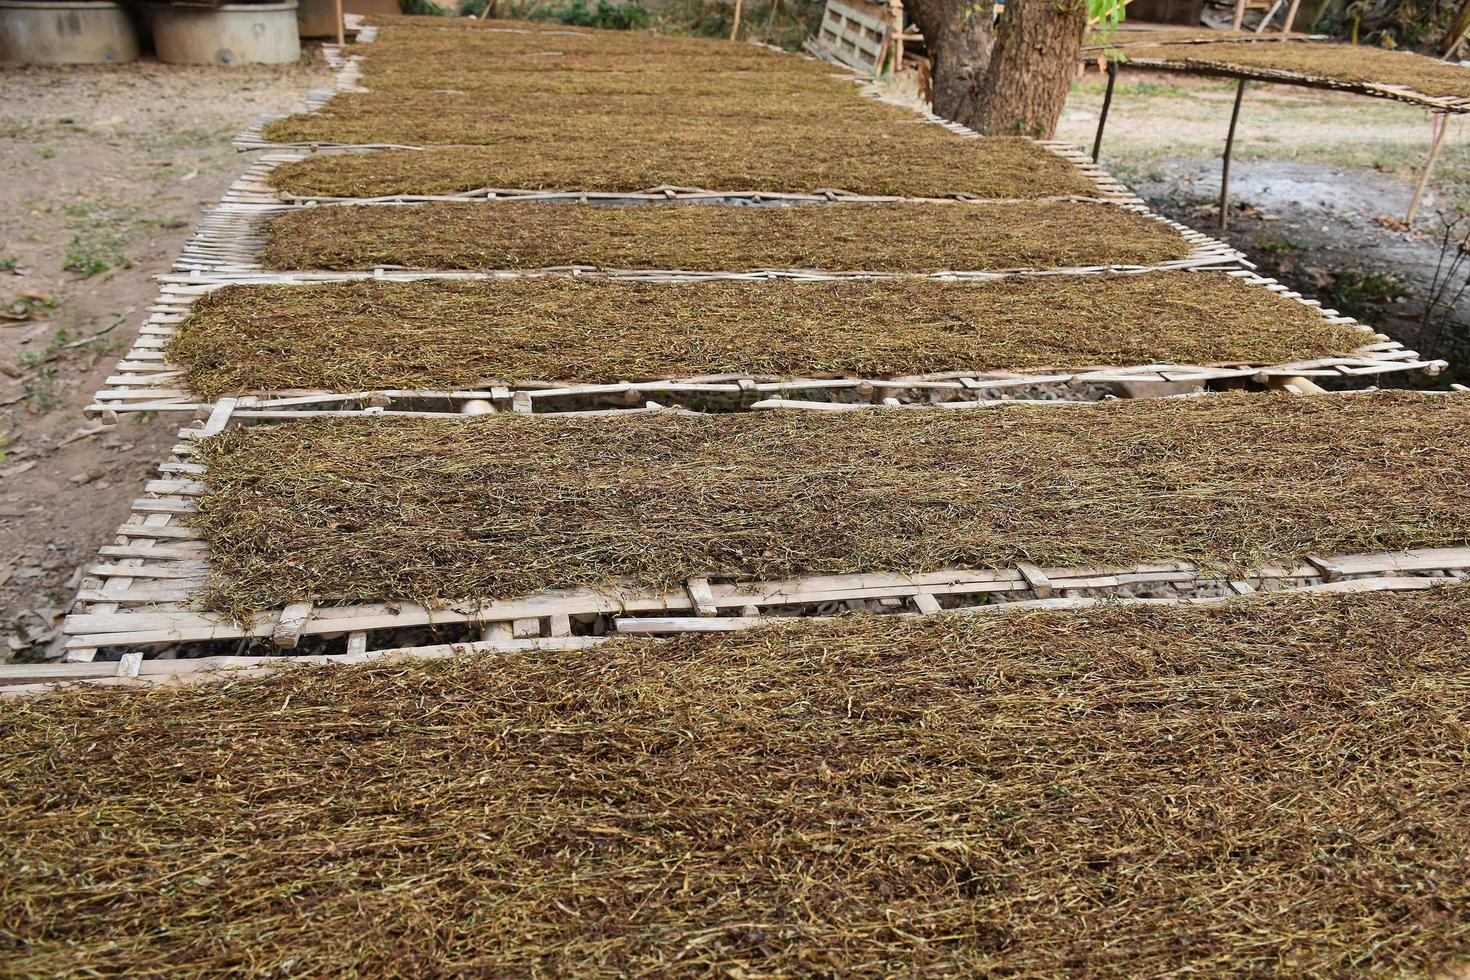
<box><xmin>1092</xmin><ymin>59</ymin><xmax>1118</xmax><ymax>162</ymax></box>
<box><xmin>730</xmin><ymin>0</ymin><xmax>742</xmax><ymax>40</ymax></box>
<box><xmin>889</xmin><ymin>0</ymin><xmax>904</xmax><ymax>70</ymax></box>
<box><xmin>335</xmin><ymin>0</ymin><xmax>344</xmax><ymax>47</ymax></box>
<box><xmin>1280</xmin><ymin>0</ymin><xmax>1302</xmax><ymax>33</ymax></box>
<box><xmin>1219</xmin><ymin>79</ymin><xmax>1246</xmax><ymax>231</ymax></box>
<box><xmin>1406</xmin><ymin>112</ymin><xmax>1450</xmax><ymax>229</ymax></box>
<box><xmin>1253</xmin><ymin>0</ymin><xmax>1283</xmax><ymax>32</ymax></box>
<box><xmin>1231</xmin><ymin>0</ymin><xmax>1247</xmax><ymax>30</ymax></box>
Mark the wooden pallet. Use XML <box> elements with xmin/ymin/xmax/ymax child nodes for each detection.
<box><xmin>84</xmin><ymin>269</ymin><xmax>1446</xmax><ymax>420</ymax></box>
<box><xmin>812</xmin><ymin>0</ymin><xmax>892</xmax><ymax>74</ymax></box>
<box><xmin>53</xmin><ymin>403</ymin><xmax>1470</xmax><ymax>669</ymax></box>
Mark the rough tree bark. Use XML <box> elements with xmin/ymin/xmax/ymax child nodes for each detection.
<box><xmin>905</xmin><ymin>0</ymin><xmax>1090</xmax><ymax>139</ymax></box>
<box><xmin>902</xmin><ymin>0</ymin><xmax>993</xmax><ymax>122</ymax></box>
<box><xmin>974</xmin><ymin>0</ymin><xmax>1089</xmax><ymax>137</ymax></box>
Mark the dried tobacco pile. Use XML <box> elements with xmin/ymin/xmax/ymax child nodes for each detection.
<box><xmin>361</xmin><ymin>64</ymin><xmax>855</xmax><ymax>96</ymax></box>
<box><xmin>334</xmin><ymin>17</ymin><xmax>848</xmax><ymax>86</ymax></box>
<box><xmin>1122</xmin><ymin>39</ymin><xmax>1470</xmax><ymax>100</ymax></box>
<box><xmin>361</xmin><ymin>14</ymin><xmax>817</xmax><ymax>62</ymax></box>
<box><xmin>258</xmin><ymin>17</ymin><xmax>1101</xmax><ymax>199</ymax></box>
<box><xmin>191</xmin><ymin>392</ymin><xmax>1470</xmax><ymax>618</ymax></box>
<box><xmin>1082</xmin><ymin>27</ymin><xmax>1277</xmax><ymax>49</ymax></box>
<box><xmin>171</xmin><ymin>273</ymin><xmax>1371</xmax><ymax>397</ymax></box>
<box><xmin>6</xmin><ymin>591</ymin><xmax>1470</xmax><ymax>975</ymax></box>
<box><xmin>266</xmin><ymin>124</ymin><xmax>1101</xmax><ymax>200</ymax></box>
<box><xmin>261</xmin><ymin>86</ymin><xmax>928</xmax><ymax>146</ymax></box>
<box><xmin>261</xmin><ymin>201</ymin><xmax>1192</xmax><ymax>273</ymax></box>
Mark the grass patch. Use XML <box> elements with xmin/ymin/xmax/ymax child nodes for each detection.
<box><xmin>260</xmin><ymin>200</ymin><xmax>1191</xmax><ymax>273</ymax></box>
<box><xmin>60</xmin><ymin>198</ymin><xmax>133</xmax><ymax>279</ymax></box>
<box><xmin>1254</xmin><ymin>233</ymin><xmax>1308</xmax><ymax>254</ymax></box>
<box><xmin>7</xmin><ymin>590</ymin><xmax>1470</xmax><ymax>974</ymax></box>
<box><xmin>172</xmin><ymin>272</ymin><xmax>1371</xmax><ymax>397</ymax></box>
<box><xmin>1328</xmin><ymin>269</ymin><xmax>1408</xmax><ymax>322</ymax></box>
<box><xmin>1119</xmin><ymin>39</ymin><xmax>1470</xmax><ymax>101</ymax></box>
<box><xmin>191</xmin><ymin>391</ymin><xmax>1470</xmax><ymax>618</ymax></box>
<box><xmin>531</xmin><ymin>0</ymin><xmax>653</xmax><ymax>29</ymax></box>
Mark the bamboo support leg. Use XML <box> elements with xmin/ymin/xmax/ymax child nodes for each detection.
<box><xmin>1406</xmin><ymin>112</ymin><xmax>1450</xmax><ymax>229</ymax></box>
<box><xmin>1254</xmin><ymin>0</ymin><xmax>1283</xmax><ymax>32</ymax></box>
<box><xmin>890</xmin><ymin>0</ymin><xmax>903</xmax><ymax>67</ymax></box>
<box><xmin>1092</xmin><ymin>60</ymin><xmax>1118</xmax><ymax>163</ymax></box>
<box><xmin>334</xmin><ymin>0</ymin><xmax>343</xmax><ymax>46</ymax></box>
<box><xmin>1220</xmin><ymin>79</ymin><xmax>1246</xmax><ymax>231</ymax></box>
<box><xmin>1232</xmin><ymin>0</ymin><xmax>1247</xmax><ymax>29</ymax></box>
<box><xmin>1281</xmin><ymin>0</ymin><xmax>1302</xmax><ymax>33</ymax></box>
<box><xmin>730</xmin><ymin>0</ymin><xmax>742</xmax><ymax>40</ymax></box>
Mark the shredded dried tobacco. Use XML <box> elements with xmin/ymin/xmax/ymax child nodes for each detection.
<box><xmin>260</xmin><ymin>200</ymin><xmax>1193</xmax><ymax>272</ymax></box>
<box><xmin>191</xmin><ymin>392</ymin><xmax>1470</xmax><ymax>618</ymax></box>
<box><xmin>6</xmin><ymin>591</ymin><xmax>1470</xmax><ymax>974</ymax></box>
<box><xmin>171</xmin><ymin>273</ymin><xmax>1370</xmax><ymax>396</ymax></box>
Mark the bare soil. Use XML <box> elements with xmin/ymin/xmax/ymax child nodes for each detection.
<box><xmin>0</xmin><ymin>57</ymin><xmax>330</xmax><ymax>663</ymax></box>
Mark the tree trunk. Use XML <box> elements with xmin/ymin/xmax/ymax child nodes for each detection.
<box><xmin>971</xmin><ymin>0</ymin><xmax>1089</xmax><ymax>137</ymax></box>
<box><xmin>906</xmin><ymin>0</ymin><xmax>1088</xmax><ymax>138</ymax></box>
<box><xmin>903</xmin><ymin>0</ymin><xmax>993</xmax><ymax>123</ymax></box>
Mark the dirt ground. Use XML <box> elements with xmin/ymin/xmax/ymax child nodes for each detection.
<box><xmin>1057</xmin><ymin>70</ymin><xmax>1470</xmax><ymax>382</ymax></box>
<box><xmin>0</xmin><ymin>57</ymin><xmax>331</xmax><ymax>663</ymax></box>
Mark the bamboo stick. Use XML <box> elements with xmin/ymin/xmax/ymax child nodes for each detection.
<box><xmin>1406</xmin><ymin>111</ymin><xmax>1450</xmax><ymax>229</ymax></box>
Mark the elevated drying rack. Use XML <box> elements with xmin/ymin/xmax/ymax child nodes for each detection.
<box><xmin>86</xmin><ymin>268</ymin><xmax>1445</xmax><ymax>421</ymax></box>
<box><xmin>46</xmin><ymin>401</ymin><xmax>1470</xmax><ymax>678</ymax></box>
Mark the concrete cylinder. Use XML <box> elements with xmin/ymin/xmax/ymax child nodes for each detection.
<box><xmin>150</xmin><ymin>0</ymin><xmax>299</xmax><ymax>65</ymax></box>
<box><xmin>0</xmin><ymin>0</ymin><xmax>140</xmax><ymax>63</ymax></box>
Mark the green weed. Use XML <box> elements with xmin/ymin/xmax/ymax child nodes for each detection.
<box><xmin>1254</xmin><ymin>234</ymin><xmax>1308</xmax><ymax>255</ymax></box>
<box><xmin>61</xmin><ymin>198</ymin><xmax>135</xmax><ymax>278</ymax></box>
<box><xmin>1329</xmin><ymin>270</ymin><xmax>1407</xmax><ymax>321</ymax></box>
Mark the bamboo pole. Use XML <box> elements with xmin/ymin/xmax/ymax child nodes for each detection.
<box><xmin>335</xmin><ymin>0</ymin><xmax>343</xmax><ymax>46</ymax></box>
<box><xmin>1280</xmin><ymin>0</ymin><xmax>1302</xmax><ymax>34</ymax></box>
<box><xmin>1406</xmin><ymin>112</ymin><xmax>1450</xmax><ymax>229</ymax></box>
<box><xmin>1231</xmin><ymin>0</ymin><xmax>1247</xmax><ymax>29</ymax></box>
<box><xmin>1253</xmin><ymin>0</ymin><xmax>1283</xmax><ymax>32</ymax></box>
<box><xmin>1219</xmin><ymin>79</ymin><xmax>1246</xmax><ymax>231</ymax></box>
<box><xmin>730</xmin><ymin>0</ymin><xmax>742</xmax><ymax>40</ymax></box>
<box><xmin>889</xmin><ymin>0</ymin><xmax>903</xmax><ymax>68</ymax></box>
<box><xmin>1092</xmin><ymin>59</ymin><xmax>1118</xmax><ymax>162</ymax></box>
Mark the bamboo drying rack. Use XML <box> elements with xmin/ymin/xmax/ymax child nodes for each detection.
<box><xmin>15</xmin><ymin>572</ymin><xmax>1458</xmax><ymax>696</ymax></box>
<box><xmin>1084</xmin><ymin>40</ymin><xmax>1470</xmax><ymax>229</ymax></box>
<box><xmin>1103</xmin><ymin>52</ymin><xmax>1470</xmax><ymax>116</ymax></box>
<box><xmin>47</xmin><ymin>401</ymin><xmax>1470</xmax><ymax>679</ymax></box>
<box><xmin>84</xmin><ymin>268</ymin><xmax>1445</xmax><ymax>421</ymax></box>
<box><xmin>30</xmin><ymin>17</ymin><xmax>1468</xmax><ymax>691</ymax></box>
<box><xmin>229</xmin><ymin>23</ymin><xmax>1138</xmax><ymax>215</ymax></box>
